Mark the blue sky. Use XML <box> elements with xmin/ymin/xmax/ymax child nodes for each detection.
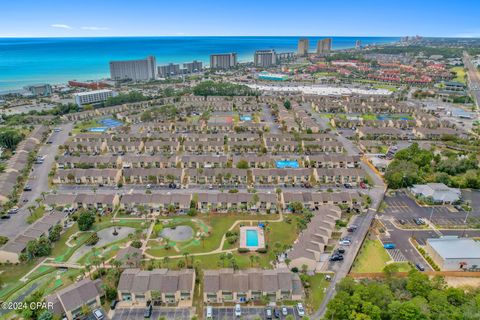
<box><xmin>1</xmin><ymin>0</ymin><xmax>479</xmax><ymax>38</ymax></box>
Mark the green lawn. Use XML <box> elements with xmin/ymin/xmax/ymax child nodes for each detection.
<box><xmin>164</xmin><ymin>251</ymin><xmax>273</xmax><ymax>270</ymax></box>
<box><xmin>373</xmin><ymin>85</ymin><xmax>398</xmax><ymax>92</ymax></box>
<box><xmin>351</xmin><ymin>238</ymin><xmax>391</xmax><ymax>273</ymax></box>
<box><xmin>304</xmin><ymin>274</ymin><xmax>331</xmax><ymax>313</ymax></box>
<box><xmin>147</xmin><ymin>213</ymin><xmax>280</xmax><ymax>257</ymax></box>
<box><xmin>451</xmin><ymin>66</ymin><xmax>466</xmax><ymax>84</ymax></box>
<box><xmin>361</xmin><ymin>113</ymin><xmax>378</xmax><ymax>121</ymax></box>
<box><xmin>72</xmin><ymin>119</ymin><xmax>101</xmax><ymax>134</ymax></box>
<box><xmin>26</xmin><ymin>206</ymin><xmax>46</xmax><ymax>224</ymax></box>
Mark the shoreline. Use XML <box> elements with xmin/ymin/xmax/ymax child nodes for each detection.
<box><xmin>0</xmin><ymin>36</ymin><xmax>400</xmax><ymax>92</ymax></box>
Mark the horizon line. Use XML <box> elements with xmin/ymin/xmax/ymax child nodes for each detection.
<box><xmin>0</xmin><ymin>34</ymin><xmax>477</xmax><ymax>39</ymax></box>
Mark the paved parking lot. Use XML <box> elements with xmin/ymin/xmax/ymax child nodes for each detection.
<box><xmin>383</xmin><ymin>192</ymin><xmax>476</xmax><ymax>228</ymax></box>
<box><xmin>206</xmin><ymin>306</ymin><xmax>301</xmax><ymax>320</ymax></box>
<box><xmin>112</xmin><ymin>307</ymin><xmax>192</xmax><ymax>320</ymax></box>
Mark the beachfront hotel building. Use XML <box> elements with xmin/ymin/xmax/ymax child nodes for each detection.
<box><xmin>73</xmin><ymin>89</ymin><xmax>117</xmax><ymax>107</ymax></box>
<box><xmin>254</xmin><ymin>50</ymin><xmax>277</xmax><ymax>67</ymax></box>
<box><xmin>297</xmin><ymin>38</ymin><xmax>309</xmax><ymax>57</ymax></box>
<box><xmin>158</xmin><ymin>63</ymin><xmax>181</xmax><ymax>77</ymax></box>
<box><xmin>183</xmin><ymin>60</ymin><xmax>203</xmax><ymax>73</ymax></box>
<box><xmin>316</xmin><ymin>38</ymin><xmax>332</xmax><ymax>55</ymax></box>
<box><xmin>210</xmin><ymin>53</ymin><xmax>237</xmax><ymax>69</ymax></box>
<box><xmin>109</xmin><ymin>56</ymin><xmax>157</xmax><ymax>81</ymax></box>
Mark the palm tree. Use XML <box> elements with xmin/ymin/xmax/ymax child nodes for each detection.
<box><xmin>182</xmin><ymin>252</ymin><xmax>190</xmax><ymax>267</ymax></box>
<box><xmin>111</xmin><ymin>258</ymin><xmax>121</xmax><ymax>269</ymax></box>
<box><xmin>249</xmin><ymin>255</ymin><xmax>255</xmax><ymax>267</ymax></box>
<box><xmin>85</xmin><ymin>264</ymin><xmax>92</xmax><ymax>279</ymax></box>
<box><xmin>163</xmin><ymin>256</ymin><xmax>170</xmax><ymax>268</ymax></box>
<box><xmin>285</xmin><ymin>258</ymin><xmax>291</xmax><ymax>268</ymax></box>
<box><xmin>200</xmin><ymin>234</ymin><xmax>206</xmax><ymax>248</ymax></box>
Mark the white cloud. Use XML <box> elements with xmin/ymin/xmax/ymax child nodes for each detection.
<box><xmin>81</xmin><ymin>26</ymin><xmax>110</xmax><ymax>31</ymax></box>
<box><xmin>50</xmin><ymin>24</ymin><xmax>72</xmax><ymax>29</ymax></box>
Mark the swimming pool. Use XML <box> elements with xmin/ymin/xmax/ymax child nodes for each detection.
<box><xmin>240</xmin><ymin>115</ymin><xmax>252</xmax><ymax>121</ymax></box>
<box><xmin>89</xmin><ymin>127</ymin><xmax>108</xmax><ymax>132</ymax></box>
<box><xmin>99</xmin><ymin>118</ymin><xmax>122</xmax><ymax>127</ymax></box>
<box><xmin>276</xmin><ymin>160</ymin><xmax>299</xmax><ymax>168</ymax></box>
<box><xmin>246</xmin><ymin>229</ymin><xmax>259</xmax><ymax>247</ymax></box>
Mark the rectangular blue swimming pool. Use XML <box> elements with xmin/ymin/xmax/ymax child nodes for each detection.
<box><xmin>246</xmin><ymin>230</ymin><xmax>259</xmax><ymax>247</ymax></box>
<box><xmin>240</xmin><ymin>115</ymin><xmax>252</xmax><ymax>121</ymax></box>
<box><xmin>89</xmin><ymin>127</ymin><xmax>108</xmax><ymax>132</ymax></box>
<box><xmin>276</xmin><ymin>160</ymin><xmax>299</xmax><ymax>168</ymax></box>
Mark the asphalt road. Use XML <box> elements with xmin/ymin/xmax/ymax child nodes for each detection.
<box><xmin>0</xmin><ymin>123</ymin><xmax>72</xmax><ymax>238</ymax></box>
<box><xmin>206</xmin><ymin>306</ymin><xmax>301</xmax><ymax>320</ymax></box>
<box><xmin>305</xmin><ymin>103</ymin><xmax>387</xmax><ymax>319</ymax></box>
<box><xmin>112</xmin><ymin>307</ymin><xmax>192</xmax><ymax>320</ymax></box>
<box><xmin>464</xmin><ymin>52</ymin><xmax>480</xmax><ymax>109</ymax></box>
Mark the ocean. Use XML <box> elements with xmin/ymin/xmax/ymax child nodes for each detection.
<box><xmin>0</xmin><ymin>36</ymin><xmax>399</xmax><ymax>91</ymax></box>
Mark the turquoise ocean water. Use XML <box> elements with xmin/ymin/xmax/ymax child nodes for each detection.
<box><xmin>0</xmin><ymin>36</ymin><xmax>399</xmax><ymax>90</ymax></box>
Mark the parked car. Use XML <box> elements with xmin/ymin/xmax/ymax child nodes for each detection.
<box><xmin>144</xmin><ymin>304</ymin><xmax>152</xmax><ymax>318</ymax></box>
<box><xmin>347</xmin><ymin>225</ymin><xmax>358</xmax><ymax>232</ymax></box>
<box><xmin>235</xmin><ymin>304</ymin><xmax>242</xmax><ymax>317</ymax></box>
<box><xmin>8</xmin><ymin>207</ymin><xmax>19</xmax><ymax>214</ymax></box>
<box><xmin>281</xmin><ymin>307</ymin><xmax>288</xmax><ymax>316</ymax></box>
<box><xmin>1</xmin><ymin>215</ymin><xmax>11</xmax><ymax>219</ymax></box>
<box><xmin>296</xmin><ymin>303</ymin><xmax>305</xmax><ymax>317</ymax></box>
<box><xmin>110</xmin><ymin>300</ymin><xmax>118</xmax><ymax>310</ymax></box>
<box><xmin>336</xmin><ymin>247</ymin><xmax>346</xmax><ymax>254</ymax></box>
<box><xmin>413</xmin><ymin>218</ymin><xmax>425</xmax><ymax>225</ymax></box>
<box><xmin>398</xmin><ymin>219</ymin><xmax>406</xmax><ymax>225</ymax></box>
<box><xmin>206</xmin><ymin>306</ymin><xmax>213</xmax><ymax>319</ymax></box>
<box><xmin>339</xmin><ymin>239</ymin><xmax>351</xmax><ymax>246</ymax></box>
<box><xmin>265</xmin><ymin>307</ymin><xmax>273</xmax><ymax>319</ymax></box>
<box><xmin>93</xmin><ymin>309</ymin><xmax>104</xmax><ymax>320</ymax></box>
<box><xmin>330</xmin><ymin>254</ymin><xmax>344</xmax><ymax>261</ymax></box>
<box><xmin>416</xmin><ymin>263</ymin><xmax>425</xmax><ymax>271</ymax></box>
<box><xmin>274</xmin><ymin>308</ymin><xmax>280</xmax><ymax>318</ymax></box>
<box><xmin>23</xmin><ymin>185</ymin><xmax>32</xmax><ymax>191</ymax></box>
<box><xmin>383</xmin><ymin>243</ymin><xmax>396</xmax><ymax>249</ymax></box>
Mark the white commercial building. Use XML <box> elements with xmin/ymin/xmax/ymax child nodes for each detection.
<box><xmin>74</xmin><ymin>89</ymin><xmax>117</xmax><ymax>106</ymax></box>
<box><xmin>109</xmin><ymin>56</ymin><xmax>157</xmax><ymax>81</ymax></box>
<box><xmin>409</xmin><ymin>183</ymin><xmax>461</xmax><ymax>204</ymax></box>
<box><xmin>426</xmin><ymin>236</ymin><xmax>480</xmax><ymax>271</ymax></box>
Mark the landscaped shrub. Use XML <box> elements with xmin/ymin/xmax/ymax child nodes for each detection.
<box><xmin>256</xmin><ymin>248</ymin><xmax>268</xmax><ymax>254</ymax></box>
<box><xmin>86</xmin><ymin>232</ymin><xmax>99</xmax><ymax>246</ymax></box>
<box><xmin>238</xmin><ymin>248</ymin><xmax>250</xmax><ymax>253</ymax></box>
<box><xmin>131</xmin><ymin>240</ymin><xmax>142</xmax><ymax>249</ymax></box>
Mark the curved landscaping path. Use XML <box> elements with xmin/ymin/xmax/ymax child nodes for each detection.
<box><xmin>142</xmin><ymin>212</ymin><xmax>283</xmax><ymax>260</ymax></box>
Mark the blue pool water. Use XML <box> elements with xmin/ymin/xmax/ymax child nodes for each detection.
<box><xmin>99</xmin><ymin>118</ymin><xmax>123</xmax><ymax>127</ymax></box>
<box><xmin>89</xmin><ymin>127</ymin><xmax>108</xmax><ymax>132</ymax></box>
<box><xmin>246</xmin><ymin>230</ymin><xmax>259</xmax><ymax>247</ymax></box>
<box><xmin>240</xmin><ymin>115</ymin><xmax>252</xmax><ymax>121</ymax></box>
<box><xmin>377</xmin><ymin>115</ymin><xmax>410</xmax><ymax>121</ymax></box>
<box><xmin>276</xmin><ymin>160</ymin><xmax>299</xmax><ymax>168</ymax></box>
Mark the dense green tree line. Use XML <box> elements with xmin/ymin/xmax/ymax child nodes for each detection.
<box><xmin>325</xmin><ymin>269</ymin><xmax>480</xmax><ymax>320</ymax></box>
<box><xmin>103</xmin><ymin>91</ymin><xmax>148</xmax><ymax>107</ymax></box>
<box><xmin>193</xmin><ymin>81</ymin><xmax>257</xmax><ymax>97</ymax></box>
<box><xmin>0</xmin><ymin>128</ymin><xmax>25</xmax><ymax>149</ymax></box>
<box><xmin>385</xmin><ymin>143</ymin><xmax>480</xmax><ymax>189</ymax></box>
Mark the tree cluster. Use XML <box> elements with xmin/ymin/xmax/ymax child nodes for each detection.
<box><xmin>193</xmin><ymin>81</ymin><xmax>257</xmax><ymax>97</ymax></box>
<box><xmin>325</xmin><ymin>269</ymin><xmax>480</xmax><ymax>320</ymax></box>
<box><xmin>385</xmin><ymin>143</ymin><xmax>480</xmax><ymax>189</ymax></box>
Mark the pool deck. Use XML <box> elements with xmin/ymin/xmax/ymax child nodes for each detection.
<box><xmin>239</xmin><ymin>226</ymin><xmax>265</xmax><ymax>251</ymax></box>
